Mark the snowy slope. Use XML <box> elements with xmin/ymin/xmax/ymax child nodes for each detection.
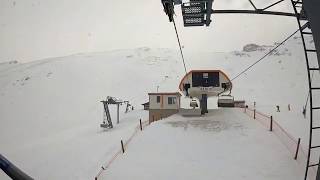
<box><xmin>100</xmin><ymin>109</ymin><xmax>303</xmax><ymax>180</ymax></box>
<box><xmin>0</xmin><ymin>36</ymin><xmax>317</xmax><ymax>179</ymax></box>
<box><xmin>0</xmin><ymin>48</ymin><xmax>183</xmax><ymax>179</ymax></box>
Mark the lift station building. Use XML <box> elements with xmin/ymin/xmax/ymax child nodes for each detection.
<box><xmin>148</xmin><ymin>92</ymin><xmax>181</xmax><ymax>122</ymax></box>
<box><xmin>179</xmin><ymin>70</ymin><xmax>232</xmax><ymax>114</ymax></box>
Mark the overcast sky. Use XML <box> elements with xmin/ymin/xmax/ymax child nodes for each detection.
<box><xmin>0</xmin><ymin>0</ymin><xmax>298</xmax><ymax>63</ymax></box>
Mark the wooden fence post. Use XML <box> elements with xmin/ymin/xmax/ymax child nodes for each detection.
<box><xmin>139</xmin><ymin>119</ymin><xmax>142</xmax><ymax>131</ymax></box>
<box><xmin>270</xmin><ymin>116</ymin><xmax>273</xmax><ymax>131</ymax></box>
<box><xmin>294</xmin><ymin>138</ymin><xmax>301</xmax><ymax>160</ymax></box>
<box><xmin>254</xmin><ymin>109</ymin><xmax>256</xmax><ymax>119</ymax></box>
<box><xmin>121</xmin><ymin>140</ymin><xmax>125</xmax><ymax>153</ymax></box>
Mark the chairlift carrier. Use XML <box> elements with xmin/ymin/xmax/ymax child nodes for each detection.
<box><xmin>218</xmin><ymin>94</ymin><xmax>235</xmax><ymax>107</ymax></box>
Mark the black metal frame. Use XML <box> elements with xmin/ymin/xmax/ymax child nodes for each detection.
<box><xmin>211</xmin><ymin>0</ymin><xmax>295</xmax><ymax>17</ymax></box>
<box><xmin>205</xmin><ymin>0</ymin><xmax>294</xmax><ymax>22</ymax></box>
<box><xmin>211</xmin><ymin>10</ymin><xmax>295</xmax><ymax>17</ymax></box>
<box><xmin>162</xmin><ymin>0</ymin><xmax>296</xmax><ymax>25</ymax></box>
<box><xmin>290</xmin><ymin>1</ymin><xmax>319</xmax><ymax>180</ymax></box>
<box><xmin>0</xmin><ymin>154</ymin><xmax>34</xmax><ymax>180</ymax></box>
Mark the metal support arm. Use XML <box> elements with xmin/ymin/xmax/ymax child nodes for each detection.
<box><xmin>211</xmin><ymin>9</ymin><xmax>295</xmax><ymax>17</ymax></box>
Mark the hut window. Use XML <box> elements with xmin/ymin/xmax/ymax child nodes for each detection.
<box><xmin>156</xmin><ymin>96</ymin><xmax>161</xmax><ymax>103</ymax></box>
<box><xmin>168</xmin><ymin>97</ymin><xmax>176</xmax><ymax>104</ymax></box>
<box><xmin>203</xmin><ymin>73</ymin><xmax>209</xmax><ymax>78</ymax></box>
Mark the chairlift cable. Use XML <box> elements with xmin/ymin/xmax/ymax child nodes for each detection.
<box><xmin>231</xmin><ymin>28</ymin><xmax>300</xmax><ymax>81</ymax></box>
<box><xmin>172</xmin><ymin>17</ymin><xmax>188</xmax><ymax>75</ymax></box>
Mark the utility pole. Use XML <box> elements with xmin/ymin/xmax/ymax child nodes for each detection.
<box><xmin>117</xmin><ymin>103</ymin><xmax>120</xmax><ymax>124</ymax></box>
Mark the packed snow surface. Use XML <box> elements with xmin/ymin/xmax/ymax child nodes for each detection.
<box><xmin>100</xmin><ymin>109</ymin><xmax>303</xmax><ymax>180</ymax></box>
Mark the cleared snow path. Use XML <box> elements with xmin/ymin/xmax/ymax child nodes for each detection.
<box><xmin>100</xmin><ymin>108</ymin><xmax>303</xmax><ymax>180</ymax></box>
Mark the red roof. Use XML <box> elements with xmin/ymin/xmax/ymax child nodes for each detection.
<box><xmin>148</xmin><ymin>92</ymin><xmax>181</xmax><ymax>96</ymax></box>
<box><xmin>178</xmin><ymin>70</ymin><xmax>232</xmax><ymax>91</ymax></box>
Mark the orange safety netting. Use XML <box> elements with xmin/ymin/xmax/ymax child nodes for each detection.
<box><xmin>95</xmin><ymin>120</ymin><xmax>150</xmax><ymax>180</ymax></box>
<box><xmin>96</xmin><ymin>109</ymin><xmax>317</xmax><ymax>180</ymax></box>
<box><xmin>243</xmin><ymin>107</ymin><xmax>317</xmax><ymax>180</ymax></box>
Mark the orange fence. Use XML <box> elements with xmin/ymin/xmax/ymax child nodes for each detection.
<box><xmin>94</xmin><ymin>120</ymin><xmax>150</xmax><ymax>180</ymax></box>
<box><xmin>95</xmin><ymin>109</ymin><xmax>317</xmax><ymax>179</ymax></box>
<box><xmin>243</xmin><ymin>107</ymin><xmax>317</xmax><ymax>180</ymax></box>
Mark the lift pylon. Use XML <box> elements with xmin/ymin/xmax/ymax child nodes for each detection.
<box><xmin>100</xmin><ymin>100</ymin><xmax>113</xmax><ymax>128</ymax></box>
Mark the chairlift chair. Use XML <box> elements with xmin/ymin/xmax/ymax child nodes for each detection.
<box><xmin>190</xmin><ymin>98</ymin><xmax>199</xmax><ymax>108</ymax></box>
<box><xmin>217</xmin><ymin>94</ymin><xmax>234</xmax><ymax>107</ymax></box>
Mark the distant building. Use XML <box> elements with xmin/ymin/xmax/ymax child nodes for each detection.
<box><xmin>141</xmin><ymin>102</ymin><xmax>150</xmax><ymax>110</ymax></box>
<box><xmin>148</xmin><ymin>92</ymin><xmax>181</xmax><ymax>122</ymax></box>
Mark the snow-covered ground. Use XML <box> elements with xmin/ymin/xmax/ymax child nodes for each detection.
<box><xmin>0</xmin><ymin>36</ymin><xmax>318</xmax><ymax>179</ymax></box>
<box><xmin>0</xmin><ymin>48</ymin><xmax>178</xmax><ymax>179</ymax></box>
<box><xmin>100</xmin><ymin>109</ymin><xmax>303</xmax><ymax>180</ymax></box>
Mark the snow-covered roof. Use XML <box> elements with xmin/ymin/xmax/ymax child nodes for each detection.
<box><xmin>141</xmin><ymin>102</ymin><xmax>149</xmax><ymax>105</ymax></box>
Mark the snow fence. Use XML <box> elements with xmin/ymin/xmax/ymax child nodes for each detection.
<box><xmin>243</xmin><ymin>107</ymin><xmax>317</xmax><ymax>180</ymax></box>
<box><xmin>95</xmin><ymin>120</ymin><xmax>150</xmax><ymax>180</ymax></box>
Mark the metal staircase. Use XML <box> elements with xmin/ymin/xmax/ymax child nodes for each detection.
<box><xmin>291</xmin><ymin>1</ymin><xmax>320</xmax><ymax>179</ymax></box>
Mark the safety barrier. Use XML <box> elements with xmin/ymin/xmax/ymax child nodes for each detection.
<box><xmin>243</xmin><ymin>107</ymin><xmax>317</xmax><ymax>180</ymax></box>
<box><xmin>95</xmin><ymin>109</ymin><xmax>317</xmax><ymax>179</ymax></box>
<box><xmin>94</xmin><ymin>119</ymin><xmax>150</xmax><ymax>180</ymax></box>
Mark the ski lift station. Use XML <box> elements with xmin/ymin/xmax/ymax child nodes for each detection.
<box><xmin>148</xmin><ymin>70</ymin><xmax>234</xmax><ymax>121</ymax></box>
<box><xmin>2</xmin><ymin>0</ymin><xmax>320</xmax><ymax>180</ymax></box>
<box><xmin>179</xmin><ymin>70</ymin><xmax>233</xmax><ymax>114</ymax></box>
<box><xmin>179</xmin><ymin>70</ymin><xmax>232</xmax><ymax>97</ymax></box>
